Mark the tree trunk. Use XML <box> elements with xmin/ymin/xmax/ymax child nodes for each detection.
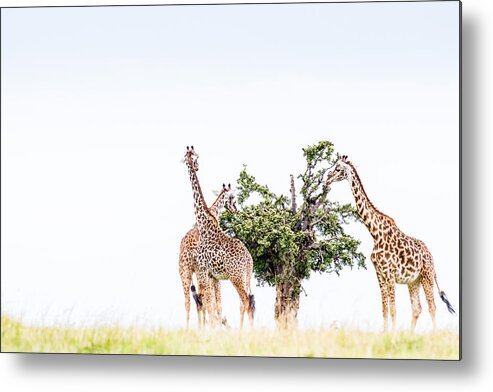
<box><xmin>274</xmin><ymin>279</ymin><xmax>301</xmax><ymax>328</ymax></box>
<box><xmin>290</xmin><ymin>174</ymin><xmax>297</xmax><ymax>213</ymax></box>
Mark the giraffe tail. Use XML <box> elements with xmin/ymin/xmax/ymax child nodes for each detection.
<box><xmin>247</xmin><ymin>284</ymin><xmax>255</xmax><ymax>317</ymax></box>
<box><xmin>439</xmin><ymin>291</ymin><xmax>456</xmax><ymax>314</ymax></box>
<box><xmin>190</xmin><ymin>284</ymin><xmax>202</xmax><ymax>309</ymax></box>
<box><xmin>434</xmin><ymin>273</ymin><xmax>456</xmax><ymax>314</ymax></box>
<box><xmin>249</xmin><ymin>293</ymin><xmax>256</xmax><ymax>317</ymax></box>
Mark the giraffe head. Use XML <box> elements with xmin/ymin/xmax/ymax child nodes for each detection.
<box><xmin>326</xmin><ymin>155</ymin><xmax>353</xmax><ymax>185</ymax></box>
<box><xmin>210</xmin><ymin>183</ymin><xmax>238</xmax><ymax>220</ymax></box>
<box><xmin>223</xmin><ymin>183</ymin><xmax>238</xmax><ymax>213</ymax></box>
<box><xmin>184</xmin><ymin>145</ymin><xmax>199</xmax><ymax>172</ymax></box>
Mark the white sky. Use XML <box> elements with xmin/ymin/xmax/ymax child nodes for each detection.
<box><xmin>1</xmin><ymin>1</ymin><xmax>459</xmax><ymax>333</ymax></box>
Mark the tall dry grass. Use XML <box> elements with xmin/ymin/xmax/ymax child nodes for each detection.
<box><xmin>1</xmin><ymin>315</ymin><xmax>459</xmax><ymax>359</ymax></box>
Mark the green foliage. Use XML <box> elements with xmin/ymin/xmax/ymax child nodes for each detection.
<box><xmin>221</xmin><ymin>141</ymin><xmax>366</xmax><ymax>294</ymax></box>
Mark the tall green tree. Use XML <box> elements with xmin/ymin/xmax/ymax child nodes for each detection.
<box><xmin>220</xmin><ymin>141</ymin><xmax>366</xmax><ymax>326</ymax></box>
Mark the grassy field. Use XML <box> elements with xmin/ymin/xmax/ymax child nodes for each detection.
<box><xmin>1</xmin><ymin>315</ymin><xmax>459</xmax><ymax>359</ymax></box>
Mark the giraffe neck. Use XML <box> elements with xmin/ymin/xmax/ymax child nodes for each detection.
<box><xmin>346</xmin><ymin>164</ymin><xmax>387</xmax><ymax>240</ymax></box>
<box><xmin>209</xmin><ymin>190</ymin><xmax>227</xmax><ymax>221</ymax></box>
<box><xmin>185</xmin><ymin>156</ymin><xmax>219</xmax><ymax>239</ymax></box>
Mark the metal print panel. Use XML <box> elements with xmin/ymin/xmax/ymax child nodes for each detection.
<box><xmin>0</xmin><ymin>1</ymin><xmax>461</xmax><ymax>359</ymax></box>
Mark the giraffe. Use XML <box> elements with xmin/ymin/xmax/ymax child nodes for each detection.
<box><xmin>183</xmin><ymin>146</ymin><xmax>255</xmax><ymax>328</ymax></box>
<box><xmin>178</xmin><ymin>183</ymin><xmax>237</xmax><ymax>328</ymax></box>
<box><xmin>326</xmin><ymin>155</ymin><xmax>455</xmax><ymax>332</ymax></box>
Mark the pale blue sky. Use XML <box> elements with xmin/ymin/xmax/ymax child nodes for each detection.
<box><xmin>3</xmin><ymin>3</ymin><xmax>458</xmax><ymax>92</ymax></box>
<box><xmin>1</xmin><ymin>1</ymin><xmax>459</xmax><ymax>331</ymax></box>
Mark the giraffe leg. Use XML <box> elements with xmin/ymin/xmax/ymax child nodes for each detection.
<box><xmin>388</xmin><ymin>280</ymin><xmax>397</xmax><ymax>333</ymax></box>
<box><xmin>212</xmin><ymin>278</ymin><xmax>222</xmax><ymax>326</ymax></box>
<box><xmin>422</xmin><ymin>273</ymin><xmax>437</xmax><ymax>331</ymax></box>
<box><xmin>239</xmin><ymin>301</ymin><xmax>246</xmax><ymax>329</ymax></box>
<box><xmin>198</xmin><ymin>258</ymin><xmax>216</xmax><ymax>329</ymax></box>
<box><xmin>183</xmin><ymin>282</ymin><xmax>191</xmax><ymax>329</ymax></box>
<box><xmin>205</xmin><ymin>275</ymin><xmax>217</xmax><ymax>329</ymax></box>
<box><xmin>376</xmin><ymin>272</ymin><xmax>389</xmax><ymax>333</ymax></box>
<box><xmin>408</xmin><ymin>279</ymin><xmax>422</xmax><ymax>333</ymax></box>
<box><xmin>230</xmin><ymin>276</ymin><xmax>250</xmax><ymax>330</ymax></box>
<box><xmin>196</xmin><ymin>275</ymin><xmax>206</xmax><ymax>328</ymax></box>
<box><xmin>208</xmin><ymin>277</ymin><xmax>217</xmax><ymax>328</ymax></box>
<box><xmin>179</xmin><ymin>259</ymin><xmax>192</xmax><ymax>329</ymax></box>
